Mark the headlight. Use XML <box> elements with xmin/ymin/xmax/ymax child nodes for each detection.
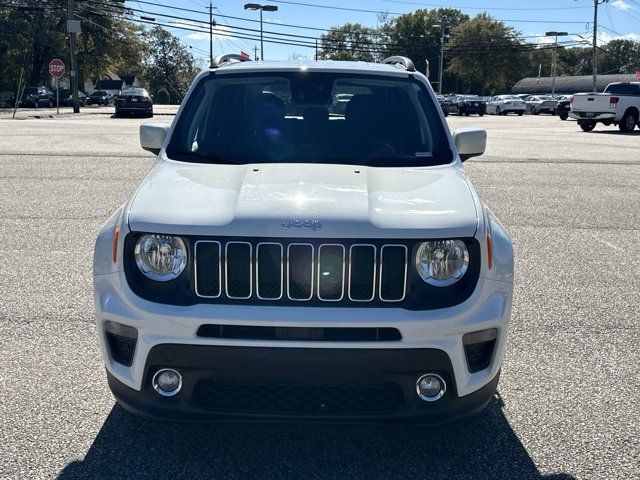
<box><xmin>415</xmin><ymin>240</ymin><xmax>469</xmax><ymax>286</ymax></box>
<box><xmin>134</xmin><ymin>234</ymin><xmax>187</xmax><ymax>281</ymax></box>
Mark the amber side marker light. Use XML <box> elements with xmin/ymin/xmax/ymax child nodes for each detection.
<box><xmin>112</xmin><ymin>226</ymin><xmax>120</xmax><ymax>263</ymax></box>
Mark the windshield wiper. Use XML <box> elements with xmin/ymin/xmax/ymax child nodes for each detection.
<box><xmin>172</xmin><ymin>150</ymin><xmax>237</xmax><ymax>164</ymax></box>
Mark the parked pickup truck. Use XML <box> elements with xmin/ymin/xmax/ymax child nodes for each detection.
<box><xmin>570</xmin><ymin>82</ymin><xmax>640</xmax><ymax>132</ymax></box>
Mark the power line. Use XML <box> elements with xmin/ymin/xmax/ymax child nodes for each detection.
<box><xmin>380</xmin><ymin>0</ymin><xmax>593</xmax><ymax>11</ymax></box>
<box><xmin>263</xmin><ymin>0</ymin><xmax>591</xmax><ymax>23</ymax></box>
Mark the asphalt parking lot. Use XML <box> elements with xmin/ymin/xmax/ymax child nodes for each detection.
<box><xmin>0</xmin><ymin>111</ymin><xmax>638</xmax><ymax>479</ymax></box>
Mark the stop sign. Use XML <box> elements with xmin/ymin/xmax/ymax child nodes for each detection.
<box><xmin>49</xmin><ymin>59</ymin><xmax>65</xmax><ymax>78</ymax></box>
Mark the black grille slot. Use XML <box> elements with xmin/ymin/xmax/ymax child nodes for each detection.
<box><xmin>464</xmin><ymin>340</ymin><xmax>496</xmax><ymax>373</ymax></box>
<box><xmin>349</xmin><ymin>245</ymin><xmax>376</xmax><ymax>301</ymax></box>
<box><xmin>380</xmin><ymin>245</ymin><xmax>407</xmax><ymax>301</ymax></box>
<box><xmin>225</xmin><ymin>242</ymin><xmax>252</xmax><ymax>299</ymax></box>
<box><xmin>256</xmin><ymin>243</ymin><xmax>283</xmax><ymax>300</ymax></box>
<box><xmin>192</xmin><ymin>379</ymin><xmax>405</xmax><ymax>415</ymax></box>
<box><xmin>195</xmin><ymin>241</ymin><xmax>221</xmax><ymax>297</ymax></box>
<box><xmin>196</xmin><ymin>324</ymin><xmax>402</xmax><ymax>342</ymax></box>
<box><xmin>317</xmin><ymin>244</ymin><xmax>345</xmax><ymax>301</ymax></box>
<box><xmin>287</xmin><ymin>244</ymin><xmax>313</xmax><ymax>300</ymax></box>
<box><xmin>106</xmin><ymin>332</ymin><xmax>137</xmax><ymax>366</ymax></box>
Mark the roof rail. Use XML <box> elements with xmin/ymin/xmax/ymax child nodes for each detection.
<box><xmin>211</xmin><ymin>54</ymin><xmax>252</xmax><ymax>68</ymax></box>
<box><xmin>381</xmin><ymin>56</ymin><xmax>416</xmax><ymax>72</ymax></box>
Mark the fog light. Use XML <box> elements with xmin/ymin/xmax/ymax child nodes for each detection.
<box><xmin>152</xmin><ymin>369</ymin><xmax>182</xmax><ymax>396</ymax></box>
<box><xmin>416</xmin><ymin>373</ymin><xmax>446</xmax><ymax>402</ymax></box>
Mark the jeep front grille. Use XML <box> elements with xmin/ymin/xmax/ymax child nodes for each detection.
<box><xmin>194</xmin><ymin>240</ymin><xmax>408</xmax><ymax>304</ymax></box>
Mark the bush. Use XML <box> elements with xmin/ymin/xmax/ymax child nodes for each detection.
<box><xmin>155</xmin><ymin>87</ymin><xmax>170</xmax><ymax>104</ymax></box>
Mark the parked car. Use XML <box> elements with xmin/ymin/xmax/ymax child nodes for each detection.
<box><xmin>115</xmin><ymin>87</ymin><xmax>153</xmax><ymax>117</ymax></box>
<box><xmin>524</xmin><ymin>95</ymin><xmax>558</xmax><ymax>115</ymax></box>
<box><xmin>570</xmin><ymin>82</ymin><xmax>640</xmax><ymax>132</ymax></box>
<box><xmin>87</xmin><ymin>90</ymin><xmax>115</xmax><ymax>106</ymax></box>
<box><xmin>93</xmin><ymin>54</ymin><xmax>514</xmax><ymax>423</ymax></box>
<box><xmin>486</xmin><ymin>95</ymin><xmax>525</xmax><ymax>116</ymax></box>
<box><xmin>12</xmin><ymin>86</ymin><xmax>54</xmax><ymax>108</ymax></box>
<box><xmin>62</xmin><ymin>91</ymin><xmax>87</xmax><ymax>107</ymax></box>
<box><xmin>436</xmin><ymin>94</ymin><xmax>449</xmax><ymax>116</ymax></box>
<box><xmin>555</xmin><ymin>95</ymin><xmax>571</xmax><ymax>120</ymax></box>
<box><xmin>448</xmin><ymin>95</ymin><xmax>486</xmax><ymax>116</ymax></box>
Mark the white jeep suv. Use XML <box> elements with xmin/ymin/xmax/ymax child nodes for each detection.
<box><xmin>93</xmin><ymin>54</ymin><xmax>514</xmax><ymax>423</ymax></box>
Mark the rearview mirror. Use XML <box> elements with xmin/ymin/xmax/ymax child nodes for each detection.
<box><xmin>453</xmin><ymin>128</ymin><xmax>487</xmax><ymax>162</ymax></box>
<box><xmin>140</xmin><ymin>123</ymin><xmax>170</xmax><ymax>155</ymax></box>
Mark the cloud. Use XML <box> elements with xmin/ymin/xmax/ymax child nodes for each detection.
<box><xmin>596</xmin><ymin>30</ymin><xmax>640</xmax><ymax>43</ymax></box>
<box><xmin>610</xmin><ymin>0</ymin><xmax>631</xmax><ymax>10</ymax></box>
<box><xmin>165</xmin><ymin>20</ymin><xmax>234</xmax><ymax>41</ymax></box>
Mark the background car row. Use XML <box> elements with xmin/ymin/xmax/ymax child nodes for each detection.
<box><xmin>437</xmin><ymin>93</ymin><xmax>572</xmax><ymax>118</ymax></box>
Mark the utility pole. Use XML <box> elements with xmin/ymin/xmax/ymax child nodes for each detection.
<box><xmin>592</xmin><ymin>0</ymin><xmax>609</xmax><ymax>92</ymax></box>
<box><xmin>315</xmin><ymin>38</ymin><xmax>318</xmax><ymax>61</ymax></box>
<box><xmin>209</xmin><ymin>1</ymin><xmax>213</xmax><ymax>68</ymax></box>
<box><xmin>253</xmin><ymin>45</ymin><xmax>258</xmax><ymax>60</ymax></box>
<box><xmin>67</xmin><ymin>0</ymin><xmax>79</xmax><ymax>113</ymax></box>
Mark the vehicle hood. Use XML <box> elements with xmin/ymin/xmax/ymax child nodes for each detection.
<box><xmin>127</xmin><ymin>160</ymin><xmax>480</xmax><ymax>239</ymax></box>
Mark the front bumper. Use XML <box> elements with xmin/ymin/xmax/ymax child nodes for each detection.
<box><xmin>116</xmin><ymin>102</ymin><xmax>152</xmax><ymax>113</ymax></box>
<box><xmin>95</xmin><ymin>265</ymin><xmax>512</xmax><ymax>421</ymax></box>
<box><xmin>107</xmin><ymin>345</ymin><xmax>501</xmax><ymax>423</ymax></box>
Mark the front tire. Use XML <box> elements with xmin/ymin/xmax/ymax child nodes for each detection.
<box><xmin>559</xmin><ymin>112</ymin><xmax>568</xmax><ymax>121</ymax></box>
<box><xmin>517</xmin><ymin>111</ymin><xmax>523</xmax><ymax>116</ymax></box>
<box><xmin>619</xmin><ymin>111</ymin><xmax>638</xmax><ymax>132</ymax></box>
<box><xmin>579</xmin><ymin>120</ymin><xmax>596</xmax><ymax>132</ymax></box>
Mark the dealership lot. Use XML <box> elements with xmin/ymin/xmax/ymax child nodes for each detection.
<box><xmin>0</xmin><ymin>113</ymin><xmax>638</xmax><ymax>479</ymax></box>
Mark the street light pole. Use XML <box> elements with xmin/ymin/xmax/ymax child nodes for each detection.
<box><xmin>545</xmin><ymin>31</ymin><xmax>568</xmax><ymax>97</ymax></box>
<box><xmin>432</xmin><ymin>24</ymin><xmax>446</xmax><ymax>95</ymax></box>
<box><xmin>244</xmin><ymin>4</ymin><xmax>278</xmax><ymax>61</ymax></box>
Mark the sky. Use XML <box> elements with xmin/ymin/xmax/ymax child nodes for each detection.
<box><xmin>133</xmin><ymin>0</ymin><xmax>640</xmax><ymax>64</ymax></box>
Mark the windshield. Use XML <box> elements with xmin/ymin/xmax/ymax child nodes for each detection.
<box><xmin>122</xmin><ymin>88</ymin><xmax>148</xmax><ymax>96</ymax></box>
<box><xmin>92</xmin><ymin>91</ymin><xmax>106</xmax><ymax>97</ymax></box>
<box><xmin>166</xmin><ymin>71</ymin><xmax>452</xmax><ymax>167</ymax></box>
<box><xmin>24</xmin><ymin>87</ymin><xmax>38</xmax><ymax>94</ymax></box>
<box><xmin>538</xmin><ymin>96</ymin><xmax>553</xmax><ymax>100</ymax></box>
<box><xmin>501</xmin><ymin>95</ymin><xmax>521</xmax><ymax>100</ymax></box>
<box><xmin>463</xmin><ymin>95</ymin><xmax>482</xmax><ymax>100</ymax></box>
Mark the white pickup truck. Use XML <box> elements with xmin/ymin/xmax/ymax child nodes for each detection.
<box><xmin>570</xmin><ymin>82</ymin><xmax>640</xmax><ymax>132</ymax></box>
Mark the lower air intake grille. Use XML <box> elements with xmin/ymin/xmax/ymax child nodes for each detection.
<box><xmin>196</xmin><ymin>324</ymin><xmax>402</xmax><ymax>342</ymax></box>
<box><xmin>192</xmin><ymin>379</ymin><xmax>405</xmax><ymax>415</ymax></box>
<box><xmin>106</xmin><ymin>332</ymin><xmax>136</xmax><ymax>367</ymax></box>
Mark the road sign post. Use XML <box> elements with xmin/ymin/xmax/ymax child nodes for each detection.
<box><xmin>49</xmin><ymin>59</ymin><xmax>65</xmax><ymax>115</ymax></box>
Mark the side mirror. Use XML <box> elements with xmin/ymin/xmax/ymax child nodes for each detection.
<box><xmin>140</xmin><ymin>123</ymin><xmax>169</xmax><ymax>155</ymax></box>
<box><xmin>453</xmin><ymin>127</ymin><xmax>486</xmax><ymax>162</ymax></box>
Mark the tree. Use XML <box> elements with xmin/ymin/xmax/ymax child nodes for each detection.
<box><xmin>446</xmin><ymin>14</ymin><xmax>529</xmax><ymax>95</ymax></box>
<box><xmin>319</xmin><ymin>23</ymin><xmax>379</xmax><ymax>62</ymax></box>
<box><xmin>143</xmin><ymin>27</ymin><xmax>198</xmax><ymax>104</ymax></box>
<box><xmin>0</xmin><ymin>2</ymin><xmax>147</xmax><ymax>96</ymax></box>
<box><xmin>383</xmin><ymin>8</ymin><xmax>469</xmax><ymax>89</ymax></box>
<box><xmin>599</xmin><ymin>39</ymin><xmax>640</xmax><ymax>74</ymax></box>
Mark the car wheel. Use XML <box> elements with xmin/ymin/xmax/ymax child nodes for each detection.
<box><xmin>559</xmin><ymin>112</ymin><xmax>568</xmax><ymax>121</ymax></box>
<box><xmin>465</xmin><ymin>112</ymin><xmax>470</xmax><ymax>116</ymax></box>
<box><xmin>619</xmin><ymin>111</ymin><xmax>638</xmax><ymax>132</ymax></box>
<box><xmin>495</xmin><ymin>107</ymin><xmax>501</xmax><ymax>115</ymax></box>
<box><xmin>517</xmin><ymin>111</ymin><xmax>523</xmax><ymax>116</ymax></box>
<box><xmin>532</xmin><ymin>107</ymin><xmax>539</xmax><ymax>115</ymax></box>
<box><xmin>479</xmin><ymin>112</ymin><xmax>484</xmax><ymax>117</ymax></box>
<box><xmin>578</xmin><ymin>120</ymin><xmax>596</xmax><ymax>132</ymax></box>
